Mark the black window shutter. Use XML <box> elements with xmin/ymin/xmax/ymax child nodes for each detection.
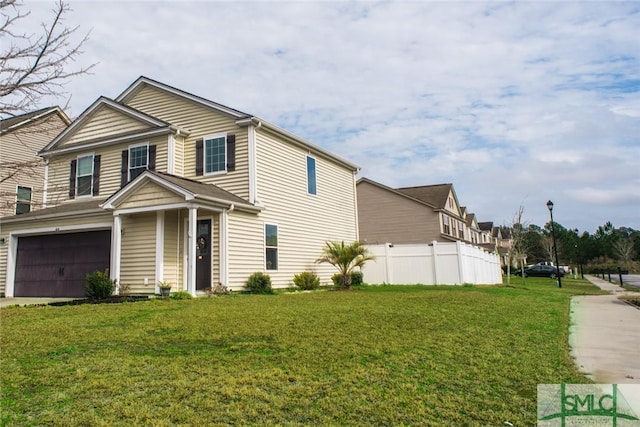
<box><xmin>120</xmin><ymin>150</ymin><xmax>128</xmax><ymax>187</ymax></box>
<box><xmin>148</xmin><ymin>145</ymin><xmax>156</xmax><ymax>171</ymax></box>
<box><xmin>226</xmin><ymin>134</ymin><xmax>236</xmax><ymax>172</ymax></box>
<box><xmin>69</xmin><ymin>160</ymin><xmax>77</xmax><ymax>199</ymax></box>
<box><xmin>92</xmin><ymin>155</ymin><xmax>101</xmax><ymax>196</ymax></box>
<box><xmin>195</xmin><ymin>139</ymin><xmax>203</xmax><ymax>176</ymax></box>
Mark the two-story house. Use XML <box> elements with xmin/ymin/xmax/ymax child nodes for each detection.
<box><xmin>0</xmin><ymin>107</ymin><xmax>71</xmax><ymax>217</ymax></box>
<box><xmin>0</xmin><ymin>77</ymin><xmax>359</xmax><ymax>298</ymax></box>
<box><xmin>357</xmin><ymin>178</ymin><xmax>472</xmax><ymax>245</ymax></box>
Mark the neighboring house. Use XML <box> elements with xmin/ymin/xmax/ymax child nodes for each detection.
<box><xmin>464</xmin><ymin>210</ymin><xmax>483</xmax><ymax>246</ymax></box>
<box><xmin>0</xmin><ymin>107</ymin><xmax>71</xmax><ymax>217</ymax></box>
<box><xmin>477</xmin><ymin>222</ymin><xmax>512</xmax><ymax>262</ymax></box>
<box><xmin>0</xmin><ymin>77</ymin><xmax>359</xmax><ymax>297</ymax></box>
<box><xmin>357</xmin><ymin>178</ymin><xmax>472</xmax><ymax>245</ymax></box>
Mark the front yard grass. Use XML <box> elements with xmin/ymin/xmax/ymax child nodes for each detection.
<box><xmin>1</xmin><ymin>277</ymin><xmax>602</xmax><ymax>426</ymax></box>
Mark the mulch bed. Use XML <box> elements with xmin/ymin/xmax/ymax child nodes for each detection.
<box><xmin>48</xmin><ymin>296</ymin><xmax>149</xmax><ymax>307</ymax></box>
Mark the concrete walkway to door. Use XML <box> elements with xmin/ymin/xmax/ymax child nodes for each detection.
<box><xmin>569</xmin><ymin>275</ymin><xmax>640</xmax><ymax>383</ymax></box>
<box><xmin>0</xmin><ymin>297</ymin><xmax>79</xmax><ymax>308</ymax></box>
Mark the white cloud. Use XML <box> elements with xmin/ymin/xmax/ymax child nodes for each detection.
<box><xmin>11</xmin><ymin>0</ymin><xmax>640</xmax><ymax>232</ymax></box>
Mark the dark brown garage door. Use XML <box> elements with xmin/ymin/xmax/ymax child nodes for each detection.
<box><xmin>14</xmin><ymin>230</ymin><xmax>111</xmax><ymax>297</ymax></box>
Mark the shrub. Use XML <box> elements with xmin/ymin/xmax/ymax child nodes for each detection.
<box><xmin>169</xmin><ymin>291</ymin><xmax>193</xmax><ymax>300</ymax></box>
<box><xmin>245</xmin><ymin>272</ymin><xmax>273</xmax><ymax>294</ymax></box>
<box><xmin>85</xmin><ymin>269</ymin><xmax>116</xmax><ymax>300</ymax></box>
<box><xmin>350</xmin><ymin>271</ymin><xmax>364</xmax><ymax>286</ymax></box>
<box><xmin>331</xmin><ymin>271</ymin><xmax>364</xmax><ymax>287</ymax></box>
<box><xmin>292</xmin><ymin>271</ymin><xmax>320</xmax><ymax>290</ymax></box>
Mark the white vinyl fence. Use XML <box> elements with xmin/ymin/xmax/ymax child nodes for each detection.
<box><xmin>362</xmin><ymin>241</ymin><xmax>502</xmax><ymax>285</ymax></box>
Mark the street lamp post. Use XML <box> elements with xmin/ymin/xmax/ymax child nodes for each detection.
<box><xmin>546</xmin><ymin>200</ymin><xmax>562</xmax><ymax>288</ymax></box>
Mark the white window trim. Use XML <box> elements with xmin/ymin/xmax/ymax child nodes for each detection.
<box><xmin>76</xmin><ymin>153</ymin><xmax>95</xmax><ymax>198</ymax></box>
<box><xmin>128</xmin><ymin>142</ymin><xmax>149</xmax><ymax>182</ymax></box>
<box><xmin>204</xmin><ymin>132</ymin><xmax>227</xmax><ymax>176</ymax></box>
<box><xmin>15</xmin><ymin>185</ymin><xmax>32</xmax><ymax>215</ymax></box>
<box><xmin>264</xmin><ymin>222</ymin><xmax>278</xmax><ymax>272</ymax></box>
<box><xmin>306</xmin><ymin>154</ymin><xmax>317</xmax><ymax>196</ymax></box>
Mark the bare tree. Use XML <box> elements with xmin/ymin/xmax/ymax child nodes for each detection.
<box><xmin>612</xmin><ymin>238</ymin><xmax>635</xmax><ymax>270</ymax></box>
<box><xmin>0</xmin><ymin>0</ymin><xmax>95</xmax><ymax>117</ymax></box>
<box><xmin>507</xmin><ymin>205</ymin><xmax>530</xmax><ymax>284</ymax></box>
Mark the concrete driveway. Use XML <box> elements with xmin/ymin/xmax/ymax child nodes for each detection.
<box><xmin>570</xmin><ymin>276</ymin><xmax>640</xmax><ymax>383</ymax></box>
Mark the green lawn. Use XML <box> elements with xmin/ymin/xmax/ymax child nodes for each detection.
<box><xmin>1</xmin><ymin>278</ymin><xmax>603</xmax><ymax>426</ymax></box>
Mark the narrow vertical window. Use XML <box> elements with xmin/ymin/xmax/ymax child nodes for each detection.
<box><xmin>265</xmin><ymin>224</ymin><xmax>278</xmax><ymax>271</ymax></box>
<box><xmin>205</xmin><ymin>135</ymin><xmax>226</xmax><ymax>174</ymax></box>
<box><xmin>306</xmin><ymin>155</ymin><xmax>317</xmax><ymax>195</ymax></box>
<box><xmin>129</xmin><ymin>144</ymin><xmax>148</xmax><ymax>181</ymax></box>
<box><xmin>76</xmin><ymin>155</ymin><xmax>94</xmax><ymax>197</ymax></box>
<box><xmin>443</xmin><ymin>216</ymin><xmax>451</xmax><ymax>235</ymax></box>
<box><xmin>16</xmin><ymin>186</ymin><xmax>32</xmax><ymax>215</ymax></box>
<box><xmin>458</xmin><ymin>221</ymin><xmax>464</xmax><ymax>239</ymax></box>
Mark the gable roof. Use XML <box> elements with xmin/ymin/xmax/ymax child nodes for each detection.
<box><xmin>357</xmin><ymin>177</ymin><xmax>438</xmax><ymax>209</ymax></box>
<box><xmin>116</xmin><ymin>76</ymin><xmax>360</xmax><ymax>172</ymax></box>
<box><xmin>101</xmin><ymin>170</ymin><xmax>260</xmax><ymax>213</ymax></box>
<box><xmin>466</xmin><ymin>212</ymin><xmax>478</xmax><ymax>227</ymax></box>
<box><xmin>478</xmin><ymin>221</ymin><xmax>493</xmax><ymax>232</ymax></box>
<box><xmin>396</xmin><ymin>183</ymin><xmax>454</xmax><ymax>210</ymax></box>
<box><xmin>0</xmin><ymin>107</ymin><xmax>70</xmax><ymax>135</ymax></box>
<box><xmin>39</xmin><ymin>97</ymin><xmax>175</xmax><ymax>155</ymax></box>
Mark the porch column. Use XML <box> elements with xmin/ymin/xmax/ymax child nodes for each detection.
<box><xmin>111</xmin><ymin>214</ymin><xmax>122</xmax><ymax>293</ymax></box>
<box><xmin>220</xmin><ymin>209</ymin><xmax>229</xmax><ymax>286</ymax></box>
<box><xmin>187</xmin><ymin>206</ymin><xmax>198</xmax><ymax>296</ymax></box>
<box><xmin>155</xmin><ymin>211</ymin><xmax>165</xmax><ymax>294</ymax></box>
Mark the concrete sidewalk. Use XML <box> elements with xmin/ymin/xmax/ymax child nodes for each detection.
<box><xmin>569</xmin><ymin>275</ymin><xmax>640</xmax><ymax>383</ymax></box>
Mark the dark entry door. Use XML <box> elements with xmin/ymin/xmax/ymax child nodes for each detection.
<box><xmin>14</xmin><ymin>230</ymin><xmax>111</xmax><ymax>297</ymax></box>
<box><xmin>195</xmin><ymin>219</ymin><xmax>211</xmax><ymax>290</ymax></box>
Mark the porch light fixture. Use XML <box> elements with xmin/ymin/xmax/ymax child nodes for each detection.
<box><xmin>546</xmin><ymin>200</ymin><xmax>561</xmax><ymax>288</ymax></box>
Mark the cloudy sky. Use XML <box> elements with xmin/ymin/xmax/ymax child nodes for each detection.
<box><xmin>16</xmin><ymin>0</ymin><xmax>640</xmax><ymax>233</ymax></box>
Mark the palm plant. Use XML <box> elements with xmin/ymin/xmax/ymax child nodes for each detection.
<box><xmin>316</xmin><ymin>241</ymin><xmax>373</xmax><ymax>289</ymax></box>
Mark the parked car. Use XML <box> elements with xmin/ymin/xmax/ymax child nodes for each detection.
<box><xmin>521</xmin><ymin>264</ymin><xmax>565</xmax><ymax>278</ymax></box>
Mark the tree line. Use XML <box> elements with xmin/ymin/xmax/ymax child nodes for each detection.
<box><xmin>507</xmin><ymin>210</ymin><xmax>639</xmax><ymax>273</ymax></box>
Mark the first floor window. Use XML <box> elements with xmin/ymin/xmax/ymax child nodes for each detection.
<box><xmin>443</xmin><ymin>215</ymin><xmax>451</xmax><ymax>235</ymax></box>
<box><xmin>265</xmin><ymin>224</ymin><xmax>278</xmax><ymax>270</ymax></box>
<box><xmin>205</xmin><ymin>135</ymin><xmax>226</xmax><ymax>174</ymax></box>
<box><xmin>76</xmin><ymin>155</ymin><xmax>94</xmax><ymax>197</ymax></box>
<box><xmin>129</xmin><ymin>144</ymin><xmax>148</xmax><ymax>181</ymax></box>
<box><xmin>16</xmin><ymin>186</ymin><xmax>32</xmax><ymax>215</ymax></box>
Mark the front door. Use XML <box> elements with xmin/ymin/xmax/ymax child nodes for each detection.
<box><xmin>195</xmin><ymin>219</ymin><xmax>211</xmax><ymax>290</ymax></box>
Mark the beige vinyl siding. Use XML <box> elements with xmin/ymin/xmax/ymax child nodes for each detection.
<box><xmin>357</xmin><ymin>180</ymin><xmax>442</xmax><ymax>245</ymax></box>
<box><xmin>46</xmin><ymin>135</ymin><xmax>168</xmax><ymax>206</ymax></box>
<box><xmin>124</xmin><ymin>85</ymin><xmax>250</xmax><ymax>199</ymax></box>
<box><xmin>227</xmin><ymin>211</ymin><xmax>265</xmax><ymax>287</ymax></box>
<box><xmin>163</xmin><ymin>210</ymin><xmax>181</xmax><ymax>289</ymax></box>
<box><xmin>0</xmin><ymin>114</ymin><xmax>67</xmax><ymax>217</ymax></box>
<box><xmin>240</xmin><ymin>127</ymin><xmax>357</xmax><ymax>288</ymax></box>
<box><xmin>0</xmin><ymin>214</ymin><xmax>113</xmax><ymax>294</ymax></box>
<box><xmin>118</xmin><ymin>181</ymin><xmax>184</xmax><ymax>210</ymax></box>
<box><xmin>120</xmin><ymin>212</ymin><xmax>156</xmax><ymax>294</ymax></box>
<box><xmin>61</xmin><ymin>106</ymin><xmax>151</xmax><ymax>147</ymax></box>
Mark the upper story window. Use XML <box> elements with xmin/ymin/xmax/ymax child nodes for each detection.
<box><xmin>443</xmin><ymin>215</ymin><xmax>451</xmax><ymax>235</ymax></box>
<box><xmin>205</xmin><ymin>135</ymin><xmax>226</xmax><ymax>174</ymax></box>
<box><xmin>70</xmin><ymin>154</ymin><xmax>100</xmax><ymax>199</ymax></box>
<box><xmin>449</xmin><ymin>197</ymin><xmax>454</xmax><ymax>209</ymax></box>
<box><xmin>76</xmin><ymin>154</ymin><xmax>94</xmax><ymax>197</ymax></box>
<box><xmin>307</xmin><ymin>155</ymin><xmax>317</xmax><ymax>195</ymax></box>
<box><xmin>458</xmin><ymin>221</ymin><xmax>464</xmax><ymax>239</ymax></box>
<box><xmin>120</xmin><ymin>144</ymin><xmax>155</xmax><ymax>187</ymax></box>
<box><xmin>195</xmin><ymin>134</ymin><xmax>235</xmax><ymax>177</ymax></box>
<box><xmin>16</xmin><ymin>186</ymin><xmax>31</xmax><ymax>215</ymax></box>
<box><xmin>129</xmin><ymin>144</ymin><xmax>149</xmax><ymax>181</ymax></box>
